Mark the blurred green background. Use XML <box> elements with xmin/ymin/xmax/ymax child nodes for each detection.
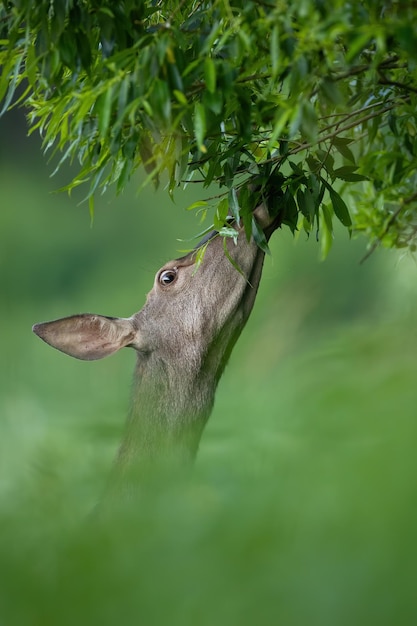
<box><xmin>1</xmin><ymin>107</ymin><xmax>417</xmax><ymax>626</ymax></box>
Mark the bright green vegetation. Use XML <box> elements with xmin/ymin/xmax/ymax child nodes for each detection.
<box><xmin>1</xmin><ymin>1</ymin><xmax>417</xmax><ymax>255</ymax></box>
<box><xmin>1</xmin><ymin>3</ymin><xmax>417</xmax><ymax>622</ymax></box>
<box><xmin>1</xmin><ymin>138</ymin><xmax>417</xmax><ymax>624</ymax></box>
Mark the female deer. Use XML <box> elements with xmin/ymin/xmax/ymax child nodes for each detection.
<box><xmin>33</xmin><ymin>204</ymin><xmax>280</xmax><ymax>487</ymax></box>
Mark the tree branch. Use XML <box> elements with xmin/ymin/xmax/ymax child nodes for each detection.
<box><xmin>360</xmin><ymin>190</ymin><xmax>417</xmax><ymax>264</ymax></box>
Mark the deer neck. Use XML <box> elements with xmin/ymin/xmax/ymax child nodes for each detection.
<box><xmin>110</xmin><ymin>349</ymin><xmax>216</xmax><ymax>484</ymax></box>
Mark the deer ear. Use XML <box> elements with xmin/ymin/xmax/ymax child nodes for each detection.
<box><xmin>32</xmin><ymin>314</ymin><xmax>137</xmax><ymax>361</ymax></box>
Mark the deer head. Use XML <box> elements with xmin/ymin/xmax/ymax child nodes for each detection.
<box><xmin>33</xmin><ymin>203</ymin><xmax>280</xmax><ymax>476</ymax></box>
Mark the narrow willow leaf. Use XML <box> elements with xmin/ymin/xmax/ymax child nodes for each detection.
<box><xmin>252</xmin><ymin>217</ymin><xmax>270</xmax><ymax>255</ymax></box>
<box><xmin>228</xmin><ymin>188</ymin><xmax>240</xmax><ymax>225</ymax></box>
<box><xmin>174</xmin><ymin>136</ymin><xmax>189</xmax><ymax>186</ymax></box>
<box><xmin>153</xmin><ymin>78</ymin><xmax>171</xmax><ymax>123</ymax></box>
<box><xmin>0</xmin><ymin>55</ymin><xmax>22</xmax><ymax>115</ymax></box>
<box><xmin>116</xmin><ymin>159</ymin><xmax>131</xmax><ymax>194</ymax></box>
<box><xmin>321</xmin><ymin>203</ymin><xmax>333</xmax><ymax>232</ymax></box>
<box><xmin>333</xmin><ymin>166</ymin><xmax>368</xmax><ymax>182</ymax></box>
<box><xmin>302</xmin><ymin>216</ymin><xmax>312</xmax><ymax>235</ymax></box>
<box><xmin>289</xmin><ymin>161</ymin><xmax>304</xmax><ymax>176</ymax></box>
<box><xmin>204</xmin><ymin>57</ymin><xmax>216</xmax><ymax>93</ymax></box>
<box><xmin>185</xmin><ymin>200</ymin><xmax>208</xmax><ymax>211</ymax></box>
<box><xmin>25</xmin><ymin>43</ymin><xmax>37</xmax><ymax>87</ymax></box>
<box><xmin>214</xmin><ymin>197</ymin><xmax>229</xmax><ymax>229</ymax></box>
<box><xmin>173</xmin><ymin>89</ymin><xmax>187</xmax><ymax>105</ymax></box>
<box><xmin>306</xmin><ymin>155</ymin><xmax>321</xmax><ymax>173</ymax></box>
<box><xmin>116</xmin><ymin>76</ymin><xmax>129</xmax><ymax>124</ymax></box>
<box><xmin>282</xmin><ymin>189</ymin><xmax>298</xmax><ymax>234</ymax></box>
<box><xmin>0</xmin><ymin>58</ymin><xmax>14</xmax><ymax>103</ymax></box>
<box><xmin>300</xmin><ymin>100</ymin><xmax>318</xmax><ymax>143</ymax></box>
<box><xmin>204</xmin><ymin>154</ymin><xmax>221</xmax><ymax>187</ymax></box>
<box><xmin>238</xmin><ymin>185</ymin><xmax>253</xmax><ymax>241</ymax></box>
<box><xmin>138</xmin><ymin>134</ymin><xmax>154</xmax><ymax>173</ymax></box>
<box><xmin>89</xmin><ymin>194</ymin><xmax>95</xmax><ymax>224</ymax></box>
<box><xmin>332</xmin><ymin>137</ymin><xmax>355</xmax><ymax>163</ymax></box>
<box><xmin>168</xmin><ymin>63</ymin><xmax>183</xmax><ymax>92</ymax></box>
<box><xmin>270</xmin><ymin>24</ymin><xmax>280</xmax><ymax>77</ymax></box>
<box><xmin>388</xmin><ymin>113</ymin><xmax>398</xmax><ymax>136</ymax></box>
<box><xmin>192</xmin><ymin>241</ymin><xmax>209</xmax><ymax>275</ymax></box>
<box><xmin>222</xmin><ymin>236</ymin><xmax>246</xmax><ymax>278</ymax></box>
<box><xmin>329</xmin><ymin>188</ymin><xmax>352</xmax><ymax>228</ymax></box>
<box><xmin>320</xmin><ymin>78</ymin><xmax>343</xmax><ymax>105</ymax></box>
<box><xmin>194</xmin><ymin>102</ymin><xmax>206</xmax><ymax>152</ymax></box>
<box><xmin>182</xmin><ymin>57</ymin><xmax>203</xmax><ymax>78</ymax></box>
<box><xmin>204</xmin><ymin>90</ymin><xmax>223</xmax><ymax>114</ymax></box>
<box><xmin>304</xmin><ymin>187</ymin><xmax>315</xmax><ymax>222</ymax></box>
<box><xmin>219</xmin><ymin>226</ymin><xmax>239</xmax><ymax>242</ymax></box>
<box><xmin>346</xmin><ymin>33</ymin><xmax>372</xmax><ymax>62</ymax></box>
<box><xmin>268</xmin><ymin>108</ymin><xmax>291</xmax><ymax>149</ymax></box>
<box><xmin>297</xmin><ymin>188</ymin><xmax>307</xmax><ymax>218</ymax></box>
<box><xmin>320</xmin><ymin>204</ymin><xmax>333</xmax><ymax>260</ymax></box>
<box><xmin>83</xmin><ymin>165</ymin><xmax>107</xmax><ymax>204</ymax></box>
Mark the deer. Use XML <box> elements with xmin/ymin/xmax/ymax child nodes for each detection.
<box><xmin>33</xmin><ymin>202</ymin><xmax>281</xmax><ymax>491</ymax></box>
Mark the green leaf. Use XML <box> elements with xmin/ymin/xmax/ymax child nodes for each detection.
<box><xmin>215</xmin><ymin>197</ymin><xmax>229</xmax><ymax>228</ymax></box>
<box><xmin>116</xmin><ymin>159</ymin><xmax>131</xmax><ymax>194</ymax></box>
<box><xmin>321</xmin><ymin>203</ymin><xmax>333</xmax><ymax>233</ymax></box>
<box><xmin>0</xmin><ymin>55</ymin><xmax>22</xmax><ymax>116</ymax></box>
<box><xmin>320</xmin><ymin>78</ymin><xmax>343</xmax><ymax>105</ymax></box>
<box><xmin>96</xmin><ymin>86</ymin><xmax>114</xmax><ymax>137</ymax></box>
<box><xmin>300</xmin><ymin>100</ymin><xmax>318</xmax><ymax>143</ymax></box>
<box><xmin>88</xmin><ymin>193</ymin><xmax>95</xmax><ymax>224</ymax></box>
<box><xmin>388</xmin><ymin>114</ymin><xmax>398</xmax><ymax>137</ymax></box>
<box><xmin>304</xmin><ymin>187</ymin><xmax>315</xmax><ymax>222</ymax></box>
<box><xmin>333</xmin><ymin>166</ymin><xmax>368</xmax><ymax>182</ymax></box>
<box><xmin>289</xmin><ymin>161</ymin><xmax>304</xmax><ymax>177</ymax></box>
<box><xmin>222</xmin><ymin>236</ymin><xmax>246</xmax><ymax>279</ymax></box>
<box><xmin>192</xmin><ymin>241</ymin><xmax>209</xmax><ymax>275</ymax></box>
<box><xmin>204</xmin><ymin>90</ymin><xmax>223</xmax><ymax>115</ymax></box>
<box><xmin>268</xmin><ymin>108</ymin><xmax>291</xmax><ymax>149</ymax></box>
<box><xmin>346</xmin><ymin>32</ymin><xmax>372</xmax><ymax>62</ymax></box>
<box><xmin>329</xmin><ymin>188</ymin><xmax>352</xmax><ymax>228</ymax></box>
<box><xmin>204</xmin><ymin>57</ymin><xmax>216</xmax><ymax>93</ymax></box>
<box><xmin>270</xmin><ymin>24</ymin><xmax>280</xmax><ymax>77</ymax></box>
<box><xmin>173</xmin><ymin>89</ymin><xmax>187</xmax><ymax>105</ymax></box>
<box><xmin>296</xmin><ymin>188</ymin><xmax>306</xmax><ymax>218</ymax></box>
<box><xmin>319</xmin><ymin>204</ymin><xmax>333</xmax><ymax>260</ymax></box>
<box><xmin>25</xmin><ymin>43</ymin><xmax>37</xmax><ymax>87</ymax></box>
<box><xmin>228</xmin><ymin>188</ymin><xmax>240</xmax><ymax>225</ymax></box>
<box><xmin>219</xmin><ymin>226</ymin><xmax>239</xmax><ymax>242</ymax></box>
<box><xmin>194</xmin><ymin>103</ymin><xmax>206</xmax><ymax>153</ymax></box>
<box><xmin>251</xmin><ymin>217</ymin><xmax>270</xmax><ymax>255</ymax></box>
<box><xmin>332</xmin><ymin>138</ymin><xmax>355</xmax><ymax>164</ymax></box>
<box><xmin>282</xmin><ymin>189</ymin><xmax>298</xmax><ymax>234</ymax></box>
<box><xmin>185</xmin><ymin>200</ymin><xmax>208</xmax><ymax>212</ymax></box>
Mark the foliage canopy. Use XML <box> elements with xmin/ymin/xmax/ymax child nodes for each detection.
<box><xmin>1</xmin><ymin>0</ymin><xmax>417</xmax><ymax>257</ymax></box>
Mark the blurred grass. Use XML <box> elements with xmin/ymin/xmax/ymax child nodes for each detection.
<box><xmin>1</xmin><ymin>112</ymin><xmax>417</xmax><ymax>625</ymax></box>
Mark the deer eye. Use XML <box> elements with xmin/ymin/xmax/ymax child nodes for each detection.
<box><xmin>159</xmin><ymin>269</ymin><xmax>177</xmax><ymax>286</ymax></box>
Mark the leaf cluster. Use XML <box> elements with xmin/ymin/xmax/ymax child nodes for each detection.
<box><xmin>1</xmin><ymin>0</ymin><xmax>417</xmax><ymax>255</ymax></box>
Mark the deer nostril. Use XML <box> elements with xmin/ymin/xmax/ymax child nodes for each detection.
<box><xmin>159</xmin><ymin>269</ymin><xmax>177</xmax><ymax>286</ymax></box>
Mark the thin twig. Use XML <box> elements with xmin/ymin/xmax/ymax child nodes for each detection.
<box><xmin>292</xmin><ymin>101</ymin><xmax>399</xmax><ymax>157</ymax></box>
<box><xmin>184</xmin><ymin>99</ymin><xmax>401</xmax><ymax>183</ymax></box>
<box><xmin>378</xmin><ymin>75</ymin><xmax>417</xmax><ymax>94</ymax></box>
<box><xmin>318</xmin><ymin>99</ymin><xmax>395</xmax><ymax>132</ymax></box>
<box><xmin>360</xmin><ymin>190</ymin><xmax>417</xmax><ymax>264</ymax></box>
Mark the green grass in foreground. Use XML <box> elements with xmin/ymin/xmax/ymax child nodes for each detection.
<box><xmin>1</xmin><ymin>317</ymin><xmax>417</xmax><ymax>626</ymax></box>
<box><xmin>1</xmin><ymin>138</ymin><xmax>417</xmax><ymax>625</ymax></box>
